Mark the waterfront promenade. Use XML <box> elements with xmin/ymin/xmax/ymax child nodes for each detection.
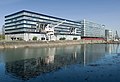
<box><xmin>0</xmin><ymin>40</ymin><xmax>106</xmax><ymax>49</ymax></box>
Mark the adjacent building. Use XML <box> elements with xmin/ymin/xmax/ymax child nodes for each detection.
<box><xmin>80</xmin><ymin>19</ymin><xmax>105</xmax><ymax>39</ymax></box>
<box><xmin>5</xmin><ymin>10</ymin><xmax>81</xmax><ymax>41</ymax></box>
<box><xmin>105</xmin><ymin>29</ymin><xmax>113</xmax><ymax>41</ymax></box>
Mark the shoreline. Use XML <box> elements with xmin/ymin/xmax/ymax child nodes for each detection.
<box><xmin>0</xmin><ymin>40</ymin><xmax>106</xmax><ymax>49</ymax></box>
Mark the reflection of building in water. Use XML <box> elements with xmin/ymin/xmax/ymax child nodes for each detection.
<box><xmin>5</xmin><ymin>46</ymin><xmax>83</xmax><ymax>81</ymax></box>
<box><xmin>81</xmin><ymin>44</ymin><xmax>107</xmax><ymax>65</ymax></box>
<box><xmin>44</xmin><ymin>48</ymin><xmax>55</xmax><ymax>64</ymax></box>
<box><xmin>5</xmin><ymin>57</ymin><xmax>53</xmax><ymax>80</ymax></box>
<box><xmin>115</xmin><ymin>44</ymin><xmax>120</xmax><ymax>53</ymax></box>
<box><xmin>5</xmin><ymin>47</ymin><xmax>56</xmax><ymax>80</ymax></box>
<box><xmin>105</xmin><ymin>44</ymin><xmax>120</xmax><ymax>54</ymax></box>
<box><xmin>112</xmin><ymin>44</ymin><xmax>120</xmax><ymax>54</ymax></box>
<box><xmin>105</xmin><ymin>44</ymin><xmax>113</xmax><ymax>54</ymax></box>
<box><xmin>4</xmin><ymin>44</ymin><xmax>111</xmax><ymax>81</ymax></box>
<box><xmin>3</xmin><ymin>47</ymin><xmax>56</xmax><ymax>63</ymax></box>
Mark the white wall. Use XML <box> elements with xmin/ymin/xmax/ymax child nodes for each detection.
<box><xmin>5</xmin><ymin>34</ymin><xmax>24</xmax><ymax>41</ymax></box>
<box><xmin>5</xmin><ymin>33</ymin><xmax>81</xmax><ymax>41</ymax></box>
<box><xmin>24</xmin><ymin>33</ymin><xmax>46</xmax><ymax>41</ymax></box>
<box><xmin>23</xmin><ymin>33</ymin><xmax>81</xmax><ymax>41</ymax></box>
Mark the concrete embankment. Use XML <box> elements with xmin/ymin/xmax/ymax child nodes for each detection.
<box><xmin>0</xmin><ymin>40</ymin><xmax>106</xmax><ymax>49</ymax></box>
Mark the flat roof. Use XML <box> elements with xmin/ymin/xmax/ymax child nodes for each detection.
<box><xmin>5</xmin><ymin>10</ymin><xmax>80</xmax><ymax>24</ymax></box>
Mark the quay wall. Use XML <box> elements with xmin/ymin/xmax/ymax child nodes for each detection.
<box><xmin>0</xmin><ymin>40</ymin><xmax>106</xmax><ymax>49</ymax></box>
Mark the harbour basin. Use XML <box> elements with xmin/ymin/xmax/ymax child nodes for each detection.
<box><xmin>0</xmin><ymin>44</ymin><xmax>120</xmax><ymax>82</ymax></box>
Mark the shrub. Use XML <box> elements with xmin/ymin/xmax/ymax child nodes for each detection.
<box><xmin>73</xmin><ymin>37</ymin><xmax>77</xmax><ymax>40</ymax></box>
<box><xmin>0</xmin><ymin>34</ymin><xmax>5</xmax><ymax>40</ymax></box>
<box><xmin>32</xmin><ymin>36</ymin><xmax>37</xmax><ymax>40</ymax></box>
<box><xmin>41</xmin><ymin>37</ymin><xmax>45</xmax><ymax>40</ymax></box>
<box><xmin>59</xmin><ymin>38</ymin><xmax>62</xmax><ymax>40</ymax></box>
<box><xmin>17</xmin><ymin>37</ymin><xmax>23</xmax><ymax>41</ymax></box>
<box><xmin>62</xmin><ymin>37</ymin><xmax>66</xmax><ymax>40</ymax></box>
<box><xmin>59</xmin><ymin>37</ymin><xmax>66</xmax><ymax>40</ymax></box>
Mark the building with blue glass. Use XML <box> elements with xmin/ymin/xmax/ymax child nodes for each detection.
<box><xmin>5</xmin><ymin>10</ymin><xmax>81</xmax><ymax>41</ymax></box>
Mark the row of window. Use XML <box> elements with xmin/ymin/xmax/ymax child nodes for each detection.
<box><xmin>5</xmin><ymin>24</ymin><xmax>35</xmax><ymax>30</ymax></box>
<box><xmin>6</xmin><ymin>23</ymin><xmax>80</xmax><ymax>30</ymax></box>
<box><xmin>5</xmin><ymin>23</ymin><xmax>80</xmax><ymax>30</ymax></box>
<box><xmin>85</xmin><ymin>32</ymin><xmax>105</xmax><ymax>37</ymax></box>
<box><xmin>5</xmin><ymin>26</ymin><xmax>81</xmax><ymax>33</ymax></box>
<box><xmin>5</xmin><ymin>21</ymin><xmax>24</xmax><ymax>27</ymax></box>
<box><xmin>5</xmin><ymin>21</ymin><xmax>80</xmax><ymax>31</ymax></box>
<box><xmin>24</xmin><ymin>12</ymin><xmax>80</xmax><ymax>25</ymax></box>
<box><xmin>5</xmin><ymin>27</ymin><xmax>81</xmax><ymax>35</ymax></box>
<box><xmin>80</xmin><ymin>20</ymin><xmax>105</xmax><ymax>37</ymax></box>
<box><xmin>5</xmin><ymin>11</ymin><xmax>80</xmax><ymax>25</ymax></box>
<box><xmin>5</xmin><ymin>13</ymin><xmax>24</xmax><ymax>20</ymax></box>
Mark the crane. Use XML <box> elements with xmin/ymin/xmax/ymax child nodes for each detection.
<box><xmin>43</xmin><ymin>20</ymin><xmax>66</xmax><ymax>41</ymax></box>
<box><xmin>45</xmin><ymin>20</ymin><xmax>66</xmax><ymax>32</ymax></box>
<box><xmin>36</xmin><ymin>20</ymin><xmax>66</xmax><ymax>40</ymax></box>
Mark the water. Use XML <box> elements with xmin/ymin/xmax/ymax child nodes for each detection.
<box><xmin>0</xmin><ymin>44</ymin><xmax>120</xmax><ymax>82</ymax></box>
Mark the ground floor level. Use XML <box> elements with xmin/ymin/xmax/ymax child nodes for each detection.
<box><xmin>5</xmin><ymin>33</ymin><xmax>81</xmax><ymax>41</ymax></box>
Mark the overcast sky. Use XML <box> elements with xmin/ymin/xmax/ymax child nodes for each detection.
<box><xmin>0</xmin><ymin>0</ymin><xmax>120</xmax><ymax>34</ymax></box>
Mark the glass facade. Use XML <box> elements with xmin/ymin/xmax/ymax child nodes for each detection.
<box><xmin>5</xmin><ymin>10</ymin><xmax>81</xmax><ymax>36</ymax></box>
<box><xmin>80</xmin><ymin>19</ymin><xmax>105</xmax><ymax>38</ymax></box>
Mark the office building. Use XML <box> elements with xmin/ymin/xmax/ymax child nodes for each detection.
<box><xmin>5</xmin><ymin>10</ymin><xmax>81</xmax><ymax>41</ymax></box>
<box><xmin>105</xmin><ymin>29</ymin><xmax>113</xmax><ymax>41</ymax></box>
<box><xmin>80</xmin><ymin>19</ymin><xmax>105</xmax><ymax>39</ymax></box>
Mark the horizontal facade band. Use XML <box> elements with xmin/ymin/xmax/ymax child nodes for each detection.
<box><xmin>5</xmin><ymin>31</ymin><xmax>81</xmax><ymax>36</ymax></box>
<box><xmin>5</xmin><ymin>27</ymin><xmax>37</xmax><ymax>31</ymax></box>
<box><xmin>5</xmin><ymin>21</ymin><xmax>80</xmax><ymax>29</ymax></box>
<box><xmin>5</xmin><ymin>10</ymin><xmax>80</xmax><ymax>24</ymax></box>
<box><xmin>5</xmin><ymin>16</ymin><xmax>80</xmax><ymax>27</ymax></box>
